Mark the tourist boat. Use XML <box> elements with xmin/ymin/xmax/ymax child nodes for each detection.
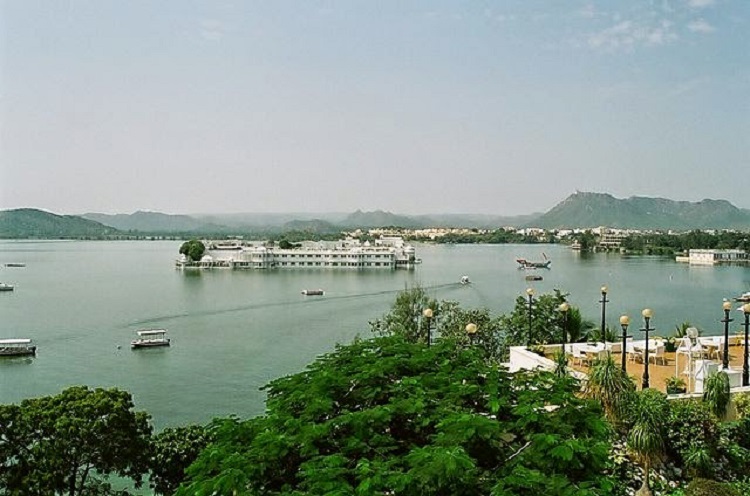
<box><xmin>516</xmin><ymin>254</ymin><xmax>551</xmax><ymax>269</ymax></box>
<box><xmin>460</xmin><ymin>276</ymin><xmax>470</xmax><ymax>285</ymax></box>
<box><xmin>0</xmin><ymin>283</ymin><xmax>14</xmax><ymax>292</ymax></box>
<box><xmin>301</xmin><ymin>289</ymin><xmax>325</xmax><ymax>296</ymax></box>
<box><xmin>131</xmin><ymin>329</ymin><xmax>170</xmax><ymax>348</ymax></box>
<box><xmin>735</xmin><ymin>292</ymin><xmax>750</xmax><ymax>303</ymax></box>
<box><xmin>0</xmin><ymin>338</ymin><xmax>36</xmax><ymax>357</ymax></box>
<box><xmin>525</xmin><ymin>275</ymin><xmax>543</xmax><ymax>281</ymax></box>
<box><xmin>4</xmin><ymin>263</ymin><xmax>26</xmax><ymax>268</ymax></box>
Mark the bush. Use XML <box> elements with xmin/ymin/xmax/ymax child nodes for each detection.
<box><xmin>732</xmin><ymin>392</ymin><xmax>750</xmax><ymax>419</ymax></box>
<box><xmin>685</xmin><ymin>477</ymin><xmax>739</xmax><ymax>496</ymax></box>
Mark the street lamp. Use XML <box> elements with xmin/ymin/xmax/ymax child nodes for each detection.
<box><xmin>465</xmin><ymin>322</ymin><xmax>477</xmax><ymax>346</ymax></box>
<box><xmin>640</xmin><ymin>308</ymin><xmax>654</xmax><ymax>389</ymax></box>
<box><xmin>599</xmin><ymin>286</ymin><xmax>609</xmax><ymax>346</ymax></box>
<box><xmin>526</xmin><ymin>288</ymin><xmax>535</xmax><ymax>346</ymax></box>
<box><xmin>423</xmin><ymin>308</ymin><xmax>434</xmax><ymax>347</ymax></box>
<box><xmin>742</xmin><ymin>304</ymin><xmax>750</xmax><ymax>386</ymax></box>
<box><xmin>721</xmin><ymin>300</ymin><xmax>733</xmax><ymax>369</ymax></box>
<box><xmin>558</xmin><ymin>302</ymin><xmax>570</xmax><ymax>350</ymax></box>
<box><xmin>619</xmin><ymin>315</ymin><xmax>631</xmax><ymax>373</ymax></box>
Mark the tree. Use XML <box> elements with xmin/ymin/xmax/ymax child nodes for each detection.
<box><xmin>150</xmin><ymin>425</ymin><xmax>214</xmax><ymax>496</ymax></box>
<box><xmin>703</xmin><ymin>371</ymin><xmax>731</xmax><ymax>420</ymax></box>
<box><xmin>0</xmin><ymin>386</ymin><xmax>152</xmax><ymax>496</ymax></box>
<box><xmin>626</xmin><ymin>389</ymin><xmax>669</xmax><ymax>496</ymax></box>
<box><xmin>369</xmin><ymin>285</ymin><xmax>438</xmax><ymax>344</ymax></box>
<box><xmin>431</xmin><ymin>300</ymin><xmax>507</xmax><ymax>363</ymax></box>
<box><xmin>584</xmin><ymin>354</ymin><xmax>636</xmax><ymax>426</ymax></box>
<box><xmin>176</xmin><ymin>336</ymin><xmax>616</xmax><ymax>495</ymax></box>
<box><xmin>178</xmin><ymin>239</ymin><xmax>205</xmax><ymax>262</ymax></box>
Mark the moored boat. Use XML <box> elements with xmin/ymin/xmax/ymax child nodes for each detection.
<box><xmin>4</xmin><ymin>263</ymin><xmax>26</xmax><ymax>268</ymax></box>
<box><xmin>516</xmin><ymin>254</ymin><xmax>551</xmax><ymax>269</ymax></box>
<box><xmin>131</xmin><ymin>329</ymin><xmax>170</xmax><ymax>348</ymax></box>
<box><xmin>0</xmin><ymin>283</ymin><xmax>14</xmax><ymax>292</ymax></box>
<box><xmin>525</xmin><ymin>275</ymin><xmax>543</xmax><ymax>281</ymax></box>
<box><xmin>0</xmin><ymin>338</ymin><xmax>36</xmax><ymax>357</ymax></box>
<box><xmin>735</xmin><ymin>292</ymin><xmax>750</xmax><ymax>303</ymax></box>
<box><xmin>301</xmin><ymin>289</ymin><xmax>325</xmax><ymax>296</ymax></box>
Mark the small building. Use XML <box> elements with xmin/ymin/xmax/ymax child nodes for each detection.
<box><xmin>686</xmin><ymin>249</ymin><xmax>749</xmax><ymax>265</ymax></box>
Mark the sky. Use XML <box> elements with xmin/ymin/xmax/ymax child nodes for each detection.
<box><xmin>1</xmin><ymin>0</ymin><xmax>748</xmax><ymax>216</ymax></box>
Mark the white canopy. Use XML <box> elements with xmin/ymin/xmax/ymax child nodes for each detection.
<box><xmin>136</xmin><ymin>329</ymin><xmax>167</xmax><ymax>336</ymax></box>
<box><xmin>0</xmin><ymin>338</ymin><xmax>32</xmax><ymax>345</ymax></box>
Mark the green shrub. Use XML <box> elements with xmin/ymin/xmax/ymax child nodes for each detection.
<box><xmin>685</xmin><ymin>477</ymin><xmax>739</xmax><ymax>496</ymax></box>
<box><xmin>733</xmin><ymin>392</ymin><xmax>750</xmax><ymax>419</ymax></box>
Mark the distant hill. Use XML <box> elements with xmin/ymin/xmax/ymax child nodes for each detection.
<box><xmin>339</xmin><ymin>210</ymin><xmax>423</xmax><ymax>229</ymax></box>
<box><xmin>0</xmin><ymin>209</ymin><xmax>120</xmax><ymax>238</ymax></box>
<box><xmin>281</xmin><ymin>219</ymin><xmax>340</xmax><ymax>234</ymax></box>
<box><xmin>531</xmin><ymin>192</ymin><xmax>750</xmax><ymax>230</ymax></box>
<box><xmin>82</xmin><ymin>211</ymin><xmax>226</xmax><ymax>233</ymax></box>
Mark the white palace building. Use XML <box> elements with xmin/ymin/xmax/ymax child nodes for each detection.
<box><xmin>175</xmin><ymin>237</ymin><xmax>419</xmax><ymax>270</ymax></box>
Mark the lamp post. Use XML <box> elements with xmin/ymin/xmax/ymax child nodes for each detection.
<box><xmin>640</xmin><ymin>308</ymin><xmax>654</xmax><ymax>389</ymax></box>
<box><xmin>721</xmin><ymin>301</ymin><xmax>733</xmax><ymax>370</ymax></box>
<box><xmin>743</xmin><ymin>304</ymin><xmax>750</xmax><ymax>387</ymax></box>
<box><xmin>423</xmin><ymin>308</ymin><xmax>434</xmax><ymax>347</ymax></box>
<box><xmin>619</xmin><ymin>315</ymin><xmax>631</xmax><ymax>373</ymax></box>
<box><xmin>599</xmin><ymin>286</ymin><xmax>609</xmax><ymax>346</ymax></box>
<box><xmin>465</xmin><ymin>323</ymin><xmax>477</xmax><ymax>346</ymax></box>
<box><xmin>558</xmin><ymin>302</ymin><xmax>570</xmax><ymax>350</ymax></box>
<box><xmin>526</xmin><ymin>288</ymin><xmax>534</xmax><ymax>346</ymax></box>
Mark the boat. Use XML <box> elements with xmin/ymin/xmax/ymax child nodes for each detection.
<box><xmin>4</xmin><ymin>263</ymin><xmax>26</xmax><ymax>268</ymax></box>
<box><xmin>460</xmin><ymin>275</ymin><xmax>470</xmax><ymax>285</ymax></box>
<box><xmin>301</xmin><ymin>289</ymin><xmax>325</xmax><ymax>296</ymax></box>
<box><xmin>131</xmin><ymin>329</ymin><xmax>170</xmax><ymax>348</ymax></box>
<box><xmin>0</xmin><ymin>283</ymin><xmax>14</xmax><ymax>292</ymax></box>
<box><xmin>516</xmin><ymin>253</ymin><xmax>551</xmax><ymax>269</ymax></box>
<box><xmin>0</xmin><ymin>338</ymin><xmax>36</xmax><ymax>357</ymax></box>
<box><xmin>735</xmin><ymin>292</ymin><xmax>750</xmax><ymax>303</ymax></box>
<box><xmin>525</xmin><ymin>275</ymin><xmax>543</xmax><ymax>281</ymax></box>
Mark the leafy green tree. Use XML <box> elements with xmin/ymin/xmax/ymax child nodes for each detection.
<box><xmin>150</xmin><ymin>425</ymin><xmax>214</xmax><ymax>496</ymax></box>
<box><xmin>369</xmin><ymin>286</ymin><xmax>438</xmax><ymax>344</ymax></box>
<box><xmin>502</xmin><ymin>289</ymin><xmax>594</xmax><ymax>347</ymax></box>
<box><xmin>703</xmin><ymin>371</ymin><xmax>731</xmax><ymax>420</ymax></box>
<box><xmin>432</xmin><ymin>300</ymin><xmax>507</xmax><ymax>363</ymax></box>
<box><xmin>584</xmin><ymin>354</ymin><xmax>636</xmax><ymax>426</ymax></box>
<box><xmin>178</xmin><ymin>239</ymin><xmax>205</xmax><ymax>261</ymax></box>
<box><xmin>627</xmin><ymin>389</ymin><xmax>669</xmax><ymax>496</ymax></box>
<box><xmin>0</xmin><ymin>386</ymin><xmax>152</xmax><ymax>496</ymax></box>
<box><xmin>176</xmin><ymin>336</ymin><xmax>616</xmax><ymax>495</ymax></box>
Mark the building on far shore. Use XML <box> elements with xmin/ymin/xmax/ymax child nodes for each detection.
<box><xmin>176</xmin><ymin>237</ymin><xmax>419</xmax><ymax>270</ymax></box>
<box><xmin>676</xmin><ymin>249</ymin><xmax>749</xmax><ymax>265</ymax></box>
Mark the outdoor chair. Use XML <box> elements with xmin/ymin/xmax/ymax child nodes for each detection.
<box><xmin>648</xmin><ymin>345</ymin><xmax>667</xmax><ymax>366</ymax></box>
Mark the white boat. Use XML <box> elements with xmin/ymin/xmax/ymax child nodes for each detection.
<box><xmin>0</xmin><ymin>283</ymin><xmax>14</xmax><ymax>292</ymax></box>
<box><xmin>460</xmin><ymin>276</ymin><xmax>470</xmax><ymax>285</ymax></box>
<box><xmin>301</xmin><ymin>289</ymin><xmax>325</xmax><ymax>296</ymax></box>
<box><xmin>0</xmin><ymin>338</ymin><xmax>36</xmax><ymax>357</ymax></box>
<box><xmin>734</xmin><ymin>292</ymin><xmax>750</xmax><ymax>303</ymax></box>
<box><xmin>131</xmin><ymin>329</ymin><xmax>170</xmax><ymax>348</ymax></box>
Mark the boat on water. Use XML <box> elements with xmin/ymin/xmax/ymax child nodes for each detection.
<box><xmin>525</xmin><ymin>275</ymin><xmax>543</xmax><ymax>281</ymax></box>
<box><xmin>301</xmin><ymin>289</ymin><xmax>325</xmax><ymax>296</ymax></box>
<box><xmin>516</xmin><ymin>254</ymin><xmax>551</xmax><ymax>269</ymax></box>
<box><xmin>4</xmin><ymin>263</ymin><xmax>26</xmax><ymax>268</ymax></box>
<box><xmin>131</xmin><ymin>329</ymin><xmax>170</xmax><ymax>349</ymax></box>
<box><xmin>460</xmin><ymin>275</ymin><xmax>470</xmax><ymax>285</ymax></box>
<box><xmin>0</xmin><ymin>283</ymin><xmax>14</xmax><ymax>292</ymax></box>
<box><xmin>735</xmin><ymin>292</ymin><xmax>750</xmax><ymax>303</ymax></box>
<box><xmin>0</xmin><ymin>338</ymin><xmax>36</xmax><ymax>357</ymax></box>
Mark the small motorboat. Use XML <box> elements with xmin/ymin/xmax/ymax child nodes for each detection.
<box><xmin>4</xmin><ymin>263</ymin><xmax>26</xmax><ymax>268</ymax></box>
<box><xmin>0</xmin><ymin>283</ymin><xmax>14</xmax><ymax>292</ymax></box>
<box><xmin>301</xmin><ymin>289</ymin><xmax>325</xmax><ymax>296</ymax></box>
<box><xmin>734</xmin><ymin>292</ymin><xmax>750</xmax><ymax>303</ymax></box>
<box><xmin>131</xmin><ymin>329</ymin><xmax>170</xmax><ymax>349</ymax></box>
<box><xmin>460</xmin><ymin>276</ymin><xmax>470</xmax><ymax>285</ymax></box>
<box><xmin>525</xmin><ymin>275</ymin><xmax>543</xmax><ymax>281</ymax></box>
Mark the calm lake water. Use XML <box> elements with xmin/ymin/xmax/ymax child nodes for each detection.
<box><xmin>2</xmin><ymin>240</ymin><xmax>750</xmax><ymax>428</ymax></box>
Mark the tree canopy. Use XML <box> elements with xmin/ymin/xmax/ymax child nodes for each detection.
<box><xmin>178</xmin><ymin>239</ymin><xmax>205</xmax><ymax>261</ymax></box>
<box><xmin>0</xmin><ymin>386</ymin><xmax>152</xmax><ymax>496</ymax></box>
<box><xmin>176</xmin><ymin>336</ymin><xmax>615</xmax><ymax>495</ymax></box>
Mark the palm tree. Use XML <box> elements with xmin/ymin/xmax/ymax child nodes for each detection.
<box><xmin>627</xmin><ymin>389</ymin><xmax>669</xmax><ymax>496</ymax></box>
<box><xmin>584</xmin><ymin>354</ymin><xmax>635</xmax><ymax>425</ymax></box>
<box><xmin>566</xmin><ymin>306</ymin><xmax>597</xmax><ymax>343</ymax></box>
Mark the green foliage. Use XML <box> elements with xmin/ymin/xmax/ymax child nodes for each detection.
<box><xmin>433</xmin><ymin>300</ymin><xmax>507</xmax><ymax>363</ymax></box>
<box><xmin>502</xmin><ymin>289</ymin><xmax>594</xmax><ymax>346</ymax></box>
<box><xmin>369</xmin><ymin>286</ymin><xmax>439</xmax><ymax>345</ymax></box>
<box><xmin>626</xmin><ymin>389</ymin><xmax>669</xmax><ymax>495</ymax></box>
<box><xmin>177</xmin><ymin>336</ymin><xmax>616</xmax><ymax>495</ymax></box>
<box><xmin>665</xmin><ymin>376</ymin><xmax>687</xmax><ymax>395</ymax></box>
<box><xmin>150</xmin><ymin>425</ymin><xmax>214</xmax><ymax>495</ymax></box>
<box><xmin>703</xmin><ymin>371</ymin><xmax>731</xmax><ymax>419</ymax></box>
<box><xmin>0</xmin><ymin>386</ymin><xmax>152</xmax><ymax>496</ymax></box>
<box><xmin>684</xmin><ymin>478</ymin><xmax>740</xmax><ymax>496</ymax></box>
<box><xmin>584</xmin><ymin>354</ymin><xmax>636</xmax><ymax>425</ymax></box>
<box><xmin>732</xmin><ymin>392</ymin><xmax>750</xmax><ymax>419</ymax></box>
<box><xmin>178</xmin><ymin>239</ymin><xmax>206</xmax><ymax>261</ymax></box>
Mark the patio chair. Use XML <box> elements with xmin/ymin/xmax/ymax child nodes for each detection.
<box><xmin>648</xmin><ymin>345</ymin><xmax>667</xmax><ymax>366</ymax></box>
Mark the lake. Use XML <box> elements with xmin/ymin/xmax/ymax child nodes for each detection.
<box><xmin>1</xmin><ymin>240</ymin><xmax>749</xmax><ymax>428</ymax></box>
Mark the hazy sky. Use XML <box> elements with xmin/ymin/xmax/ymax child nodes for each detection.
<box><xmin>1</xmin><ymin>1</ymin><xmax>748</xmax><ymax>215</ymax></box>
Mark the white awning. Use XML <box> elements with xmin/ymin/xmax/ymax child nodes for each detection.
<box><xmin>136</xmin><ymin>329</ymin><xmax>167</xmax><ymax>336</ymax></box>
<box><xmin>0</xmin><ymin>339</ymin><xmax>32</xmax><ymax>345</ymax></box>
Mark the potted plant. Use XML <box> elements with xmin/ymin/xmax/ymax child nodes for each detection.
<box><xmin>665</xmin><ymin>376</ymin><xmax>687</xmax><ymax>395</ymax></box>
<box><xmin>664</xmin><ymin>336</ymin><xmax>677</xmax><ymax>353</ymax></box>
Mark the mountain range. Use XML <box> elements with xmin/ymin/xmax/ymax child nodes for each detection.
<box><xmin>3</xmin><ymin>192</ymin><xmax>750</xmax><ymax>238</ymax></box>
